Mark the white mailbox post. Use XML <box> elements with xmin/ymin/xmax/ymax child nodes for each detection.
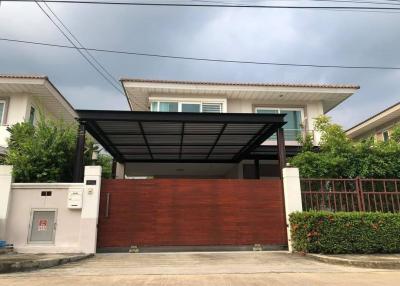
<box><xmin>67</xmin><ymin>189</ymin><xmax>83</xmax><ymax>209</ymax></box>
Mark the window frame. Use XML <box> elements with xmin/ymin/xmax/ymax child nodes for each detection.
<box><xmin>149</xmin><ymin>97</ymin><xmax>226</xmax><ymax>113</ymax></box>
<box><xmin>0</xmin><ymin>99</ymin><xmax>7</xmax><ymax>126</ymax></box>
<box><xmin>179</xmin><ymin>102</ymin><xmax>201</xmax><ymax>113</ymax></box>
<box><xmin>382</xmin><ymin>130</ymin><xmax>390</xmax><ymax>142</ymax></box>
<box><xmin>254</xmin><ymin>107</ymin><xmax>305</xmax><ymax>142</ymax></box>
<box><xmin>28</xmin><ymin>106</ymin><xmax>36</xmax><ymax>125</ymax></box>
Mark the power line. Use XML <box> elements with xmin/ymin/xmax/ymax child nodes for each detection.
<box><xmin>41</xmin><ymin>1</ymin><xmax>121</xmax><ymax>88</ymax></box>
<box><xmin>34</xmin><ymin>1</ymin><xmax>125</xmax><ymax>94</ymax></box>
<box><xmin>4</xmin><ymin>0</ymin><xmax>400</xmax><ymax>11</ymax></box>
<box><xmin>36</xmin><ymin>2</ymin><xmax>150</xmax><ymax>109</ymax></box>
<box><xmin>2</xmin><ymin>37</ymin><xmax>400</xmax><ymax>70</ymax></box>
<box><xmin>190</xmin><ymin>0</ymin><xmax>400</xmax><ymax>6</ymax></box>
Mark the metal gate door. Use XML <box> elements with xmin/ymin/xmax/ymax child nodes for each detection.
<box><xmin>97</xmin><ymin>179</ymin><xmax>287</xmax><ymax>249</ymax></box>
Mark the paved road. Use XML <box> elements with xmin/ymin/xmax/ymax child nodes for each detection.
<box><xmin>1</xmin><ymin>251</ymin><xmax>399</xmax><ymax>285</ymax></box>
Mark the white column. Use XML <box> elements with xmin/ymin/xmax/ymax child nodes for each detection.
<box><xmin>115</xmin><ymin>162</ymin><xmax>125</xmax><ymax>179</ymax></box>
<box><xmin>0</xmin><ymin>165</ymin><xmax>13</xmax><ymax>240</ymax></box>
<box><xmin>282</xmin><ymin>167</ymin><xmax>303</xmax><ymax>252</ymax></box>
<box><xmin>79</xmin><ymin>166</ymin><xmax>102</xmax><ymax>253</ymax></box>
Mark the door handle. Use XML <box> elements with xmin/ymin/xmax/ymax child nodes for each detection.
<box><xmin>105</xmin><ymin>192</ymin><xmax>110</xmax><ymax>218</ymax></box>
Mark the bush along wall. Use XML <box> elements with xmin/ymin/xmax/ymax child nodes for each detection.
<box><xmin>289</xmin><ymin>211</ymin><xmax>400</xmax><ymax>254</ymax></box>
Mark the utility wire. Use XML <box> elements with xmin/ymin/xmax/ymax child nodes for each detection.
<box><xmin>41</xmin><ymin>1</ymin><xmax>121</xmax><ymax>88</ymax></box>
<box><xmin>5</xmin><ymin>0</ymin><xmax>400</xmax><ymax>11</ymax></box>
<box><xmin>36</xmin><ymin>2</ymin><xmax>150</xmax><ymax>110</ymax></box>
<box><xmin>190</xmin><ymin>0</ymin><xmax>400</xmax><ymax>6</ymax></box>
<box><xmin>34</xmin><ymin>1</ymin><xmax>125</xmax><ymax>94</ymax></box>
<box><xmin>1</xmin><ymin>37</ymin><xmax>400</xmax><ymax>70</ymax></box>
<box><xmin>193</xmin><ymin>0</ymin><xmax>400</xmax><ymax>4</ymax></box>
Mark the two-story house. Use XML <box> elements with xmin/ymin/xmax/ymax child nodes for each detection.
<box><xmin>0</xmin><ymin>76</ymin><xmax>359</xmax><ymax>252</ymax></box>
<box><xmin>346</xmin><ymin>101</ymin><xmax>399</xmax><ymax>142</ymax></box>
<box><xmin>78</xmin><ymin>79</ymin><xmax>358</xmax><ymax>180</ymax></box>
<box><xmin>0</xmin><ymin>75</ymin><xmax>77</xmax><ymax>155</ymax></box>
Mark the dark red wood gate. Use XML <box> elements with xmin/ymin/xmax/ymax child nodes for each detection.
<box><xmin>97</xmin><ymin>179</ymin><xmax>287</xmax><ymax>248</ymax></box>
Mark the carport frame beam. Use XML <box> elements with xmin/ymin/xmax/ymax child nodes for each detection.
<box><xmin>277</xmin><ymin>128</ymin><xmax>286</xmax><ymax>179</ymax></box>
<box><xmin>73</xmin><ymin>122</ymin><xmax>86</xmax><ymax>182</ymax></box>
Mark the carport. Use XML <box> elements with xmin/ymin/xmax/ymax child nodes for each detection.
<box><xmin>72</xmin><ymin>110</ymin><xmax>289</xmax><ymax>250</ymax></box>
<box><xmin>72</xmin><ymin>110</ymin><xmax>287</xmax><ymax>181</ymax></box>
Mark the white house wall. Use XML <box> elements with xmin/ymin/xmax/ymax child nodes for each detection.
<box><xmin>0</xmin><ymin>93</ymin><xmax>29</xmax><ymax>147</ymax></box>
<box><xmin>0</xmin><ymin>93</ymin><xmax>60</xmax><ymax>148</ymax></box>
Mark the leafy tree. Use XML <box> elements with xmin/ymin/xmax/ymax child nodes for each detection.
<box><xmin>290</xmin><ymin>115</ymin><xmax>400</xmax><ymax>178</ymax></box>
<box><xmin>4</xmin><ymin>116</ymin><xmax>112</xmax><ymax>182</ymax></box>
<box><xmin>95</xmin><ymin>153</ymin><xmax>113</xmax><ymax>179</ymax></box>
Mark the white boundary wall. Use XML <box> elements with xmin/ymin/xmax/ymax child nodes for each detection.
<box><xmin>282</xmin><ymin>167</ymin><xmax>303</xmax><ymax>252</ymax></box>
<box><xmin>0</xmin><ymin>166</ymin><xmax>101</xmax><ymax>254</ymax></box>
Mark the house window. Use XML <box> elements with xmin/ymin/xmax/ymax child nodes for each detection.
<box><xmin>202</xmin><ymin>103</ymin><xmax>222</xmax><ymax>113</ymax></box>
<box><xmin>255</xmin><ymin>107</ymin><xmax>303</xmax><ymax>141</ymax></box>
<box><xmin>151</xmin><ymin>102</ymin><xmax>178</xmax><ymax>112</ymax></box>
<box><xmin>0</xmin><ymin>100</ymin><xmax>5</xmax><ymax>125</ymax></box>
<box><xmin>150</xmin><ymin>101</ymin><xmax>223</xmax><ymax>113</ymax></box>
<box><xmin>383</xmin><ymin>130</ymin><xmax>390</xmax><ymax>142</ymax></box>
<box><xmin>181</xmin><ymin>103</ymin><xmax>201</xmax><ymax>113</ymax></box>
<box><xmin>29</xmin><ymin>106</ymin><xmax>36</xmax><ymax>124</ymax></box>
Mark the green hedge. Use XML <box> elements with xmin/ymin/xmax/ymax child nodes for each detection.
<box><xmin>289</xmin><ymin>211</ymin><xmax>400</xmax><ymax>254</ymax></box>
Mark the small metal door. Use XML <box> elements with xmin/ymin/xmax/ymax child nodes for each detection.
<box><xmin>28</xmin><ymin>210</ymin><xmax>56</xmax><ymax>243</ymax></box>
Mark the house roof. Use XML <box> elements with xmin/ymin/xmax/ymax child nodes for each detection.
<box><xmin>0</xmin><ymin>74</ymin><xmax>77</xmax><ymax>122</ymax></box>
<box><xmin>346</xmin><ymin>101</ymin><xmax>400</xmax><ymax>139</ymax></box>
<box><xmin>76</xmin><ymin>110</ymin><xmax>285</xmax><ymax>163</ymax></box>
<box><xmin>121</xmin><ymin>78</ymin><xmax>360</xmax><ymax>113</ymax></box>
<box><xmin>0</xmin><ymin>74</ymin><xmax>48</xmax><ymax>80</ymax></box>
<box><xmin>121</xmin><ymin>78</ymin><xmax>360</xmax><ymax>89</ymax></box>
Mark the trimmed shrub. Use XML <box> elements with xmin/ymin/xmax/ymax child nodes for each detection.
<box><xmin>289</xmin><ymin>211</ymin><xmax>400</xmax><ymax>254</ymax></box>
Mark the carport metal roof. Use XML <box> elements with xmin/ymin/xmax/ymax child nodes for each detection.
<box><xmin>76</xmin><ymin>110</ymin><xmax>286</xmax><ymax>163</ymax></box>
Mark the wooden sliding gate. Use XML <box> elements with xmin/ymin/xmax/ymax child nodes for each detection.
<box><xmin>97</xmin><ymin>179</ymin><xmax>287</xmax><ymax>249</ymax></box>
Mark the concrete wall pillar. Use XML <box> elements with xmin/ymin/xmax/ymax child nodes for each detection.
<box><xmin>282</xmin><ymin>167</ymin><xmax>303</xmax><ymax>252</ymax></box>
<box><xmin>0</xmin><ymin>166</ymin><xmax>13</xmax><ymax>240</ymax></box>
<box><xmin>115</xmin><ymin>162</ymin><xmax>125</xmax><ymax>179</ymax></box>
<box><xmin>79</xmin><ymin>166</ymin><xmax>102</xmax><ymax>253</ymax></box>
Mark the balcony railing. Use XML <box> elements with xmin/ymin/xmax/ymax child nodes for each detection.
<box><xmin>265</xmin><ymin>129</ymin><xmax>316</xmax><ymax>143</ymax></box>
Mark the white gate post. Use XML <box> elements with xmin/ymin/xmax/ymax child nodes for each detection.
<box><xmin>79</xmin><ymin>166</ymin><xmax>102</xmax><ymax>253</ymax></box>
<box><xmin>282</xmin><ymin>167</ymin><xmax>303</xmax><ymax>252</ymax></box>
<box><xmin>115</xmin><ymin>162</ymin><xmax>125</xmax><ymax>179</ymax></box>
<box><xmin>0</xmin><ymin>165</ymin><xmax>13</xmax><ymax>241</ymax></box>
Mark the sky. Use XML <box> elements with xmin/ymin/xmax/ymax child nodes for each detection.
<box><xmin>0</xmin><ymin>1</ymin><xmax>399</xmax><ymax>129</ymax></box>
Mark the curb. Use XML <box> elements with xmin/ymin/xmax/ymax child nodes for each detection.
<box><xmin>0</xmin><ymin>253</ymin><xmax>94</xmax><ymax>274</ymax></box>
<box><xmin>306</xmin><ymin>253</ymin><xmax>400</xmax><ymax>269</ymax></box>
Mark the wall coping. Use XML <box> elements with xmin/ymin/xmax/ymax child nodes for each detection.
<box><xmin>11</xmin><ymin>183</ymin><xmax>84</xmax><ymax>189</ymax></box>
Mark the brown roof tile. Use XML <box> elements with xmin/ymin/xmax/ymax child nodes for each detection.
<box><xmin>0</xmin><ymin>74</ymin><xmax>48</xmax><ymax>80</ymax></box>
<box><xmin>121</xmin><ymin>78</ymin><xmax>360</xmax><ymax>89</ymax></box>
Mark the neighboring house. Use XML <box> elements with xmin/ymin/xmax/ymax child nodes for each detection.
<box><xmin>346</xmin><ymin>101</ymin><xmax>400</xmax><ymax>142</ymax></box>
<box><xmin>0</xmin><ymin>75</ymin><xmax>77</xmax><ymax>154</ymax></box>
<box><xmin>86</xmin><ymin>78</ymin><xmax>359</xmax><ymax>179</ymax></box>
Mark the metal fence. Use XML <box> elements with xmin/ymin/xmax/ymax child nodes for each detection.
<box><xmin>301</xmin><ymin>178</ymin><xmax>400</xmax><ymax>212</ymax></box>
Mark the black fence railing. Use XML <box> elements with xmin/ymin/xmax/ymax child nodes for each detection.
<box><xmin>301</xmin><ymin>178</ymin><xmax>400</xmax><ymax>212</ymax></box>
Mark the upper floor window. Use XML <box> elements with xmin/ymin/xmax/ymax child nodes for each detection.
<box><xmin>0</xmin><ymin>100</ymin><xmax>5</xmax><ymax>125</ymax></box>
<box><xmin>255</xmin><ymin>107</ymin><xmax>304</xmax><ymax>141</ymax></box>
<box><xmin>383</xmin><ymin>130</ymin><xmax>390</xmax><ymax>142</ymax></box>
<box><xmin>28</xmin><ymin>106</ymin><xmax>36</xmax><ymax>125</ymax></box>
<box><xmin>150</xmin><ymin>101</ymin><xmax>223</xmax><ymax>113</ymax></box>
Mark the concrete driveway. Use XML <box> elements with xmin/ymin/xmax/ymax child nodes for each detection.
<box><xmin>0</xmin><ymin>251</ymin><xmax>399</xmax><ymax>285</ymax></box>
